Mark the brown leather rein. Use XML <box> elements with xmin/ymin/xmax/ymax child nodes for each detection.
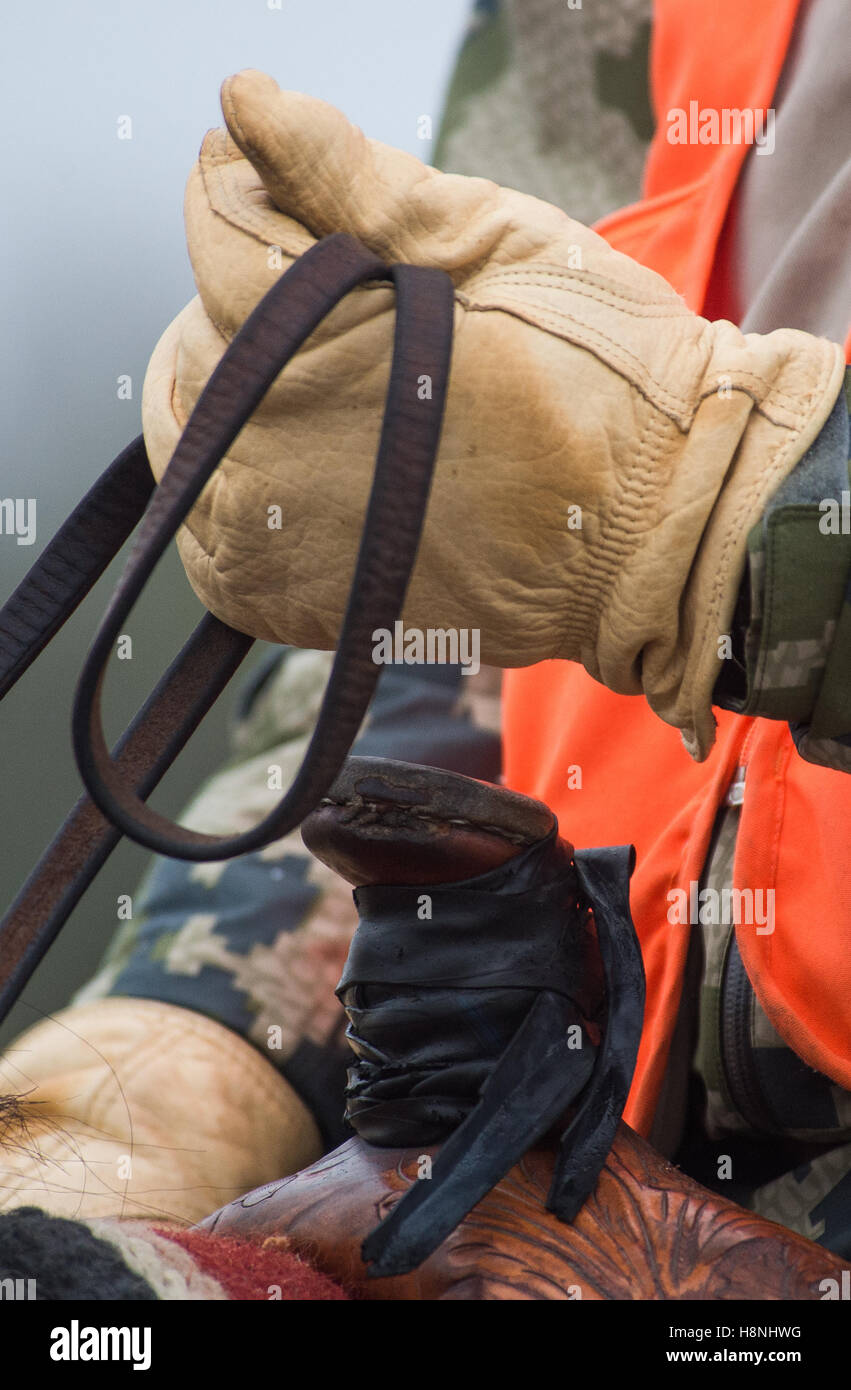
<box><xmin>0</xmin><ymin>233</ymin><xmax>455</xmax><ymax>1023</ymax></box>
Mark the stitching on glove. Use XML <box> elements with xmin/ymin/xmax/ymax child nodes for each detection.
<box><xmin>469</xmin><ymin>264</ymin><xmax>694</xmax><ymax>316</ymax></box>
<box><xmin>201</xmin><ymin>145</ymin><xmax>312</xmax><ymax>260</ymax></box>
<box><xmin>461</xmin><ymin>293</ymin><xmax>694</xmax><ymax>424</ymax></box>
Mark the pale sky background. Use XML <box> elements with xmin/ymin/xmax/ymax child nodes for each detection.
<box><xmin>0</xmin><ymin>0</ymin><xmax>472</xmax><ymax>1044</ymax></box>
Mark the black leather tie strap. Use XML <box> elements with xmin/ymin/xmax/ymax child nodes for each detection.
<box><xmin>334</xmin><ymin>830</ymin><xmax>642</xmax><ymax>1279</ymax></box>
<box><xmin>547</xmin><ymin>845</ymin><xmax>644</xmax><ymax>1221</ymax></box>
<box><xmin>73</xmin><ymin>233</ymin><xmax>455</xmax><ymax>861</ymax></box>
<box><xmin>339</xmin><ymin>832</ymin><xmax>593</xmax><ymax>1145</ymax></box>
<box><xmin>0</xmin><ymin>436</ymin><xmax>154</xmax><ymax>701</ymax></box>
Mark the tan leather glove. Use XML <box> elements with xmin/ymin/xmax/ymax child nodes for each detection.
<box><xmin>142</xmin><ymin>70</ymin><xmax>844</xmax><ymax>759</ymax></box>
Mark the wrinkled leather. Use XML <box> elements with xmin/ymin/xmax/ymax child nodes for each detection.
<box><xmin>142</xmin><ymin>69</ymin><xmax>844</xmax><ymax>758</ymax></box>
<box><xmin>0</xmin><ymin>998</ymin><xmax>321</xmax><ymax>1224</ymax></box>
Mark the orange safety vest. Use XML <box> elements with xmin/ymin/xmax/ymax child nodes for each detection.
<box><xmin>503</xmin><ymin>0</ymin><xmax>851</xmax><ymax>1138</ymax></box>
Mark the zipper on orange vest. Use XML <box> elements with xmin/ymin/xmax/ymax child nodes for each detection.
<box><xmin>723</xmin><ymin>717</ymin><xmax>758</xmax><ymax>803</ymax></box>
<box><xmin>719</xmin><ymin>934</ymin><xmax>776</xmax><ymax>1133</ymax></box>
<box><xmin>717</xmin><ymin>717</ymin><xmax>772</xmax><ymax>1132</ymax></box>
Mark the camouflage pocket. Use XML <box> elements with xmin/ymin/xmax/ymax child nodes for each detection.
<box><xmin>698</xmin><ymin>806</ymin><xmax>851</xmax><ymax>1143</ymax></box>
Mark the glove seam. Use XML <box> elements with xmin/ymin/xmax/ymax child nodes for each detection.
<box><xmin>465</xmin><ymin>264</ymin><xmax>695</xmax><ymax>315</ymax></box>
<box><xmin>461</xmin><ymin>293</ymin><xmax>811</xmax><ymax>431</ymax></box>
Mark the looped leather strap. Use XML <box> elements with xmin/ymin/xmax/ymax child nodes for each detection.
<box><xmin>0</xmin><ymin>232</ymin><xmax>454</xmax><ymax>1019</ymax></box>
<box><xmin>0</xmin><ymin>615</ymin><xmax>252</xmax><ymax>1024</ymax></box>
<box><xmin>73</xmin><ymin>233</ymin><xmax>455</xmax><ymax>860</ymax></box>
<box><xmin>0</xmin><ymin>436</ymin><xmax>154</xmax><ymax>700</ymax></box>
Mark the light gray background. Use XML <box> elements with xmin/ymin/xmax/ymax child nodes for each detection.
<box><xmin>0</xmin><ymin>0</ymin><xmax>471</xmax><ymax>1047</ymax></box>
